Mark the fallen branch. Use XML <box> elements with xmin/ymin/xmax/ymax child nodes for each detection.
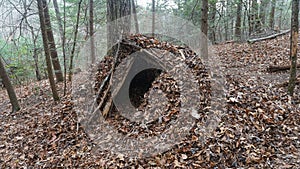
<box><xmin>102</xmin><ymin>97</ymin><xmax>113</xmax><ymax>118</ymax></box>
<box><xmin>87</xmin><ymin>36</ymin><xmax>122</xmax><ymax>123</ymax></box>
<box><xmin>248</xmin><ymin>30</ymin><xmax>290</xmax><ymax>43</ymax></box>
<box><xmin>267</xmin><ymin>64</ymin><xmax>300</xmax><ymax>72</ymax></box>
<box><xmin>89</xmin><ymin>71</ymin><xmax>111</xmax><ymax>113</ymax></box>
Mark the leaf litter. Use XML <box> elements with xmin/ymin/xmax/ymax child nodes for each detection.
<box><xmin>0</xmin><ymin>34</ymin><xmax>299</xmax><ymax>168</ymax></box>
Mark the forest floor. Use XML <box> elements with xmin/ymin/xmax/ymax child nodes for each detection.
<box><xmin>0</xmin><ymin>34</ymin><xmax>299</xmax><ymax>168</ymax></box>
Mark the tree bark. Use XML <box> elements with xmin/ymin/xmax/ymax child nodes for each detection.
<box><xmin>250</xmin><ymin>0</ymin><xmax>260</xmax><ymax>34</ymax></box>
<box><xmin>52</xmin><ymin>0</ymin><xmax>64</xmax><ymax>44</ymax></box>
<box><xmin>221</xmin><ymin>1</ymin><xmax>228</xmax><ymax>40</ymax></box>
<box><xmin>201</xmin><ymin>0</ymin><xmax>208</xmax><ymax>58</ymax></box>
<box><xmin>243</xmin><ymin>2</ymin><xmax>248</xmax><ymax>39</ymax></box>
<box><xmin>278</xmin><ymin>0</ymin><xmax>284</xmax><ymax>30</ymax></box>
<box><xmin>228</xmin><ymin>0</ymin><xmax>234</xmax><ymax>39</ymax></box>
<box><xmin>152</xmin><ymin>0</ymin><xmax>155</xmax><ymax>37</ymax></box>
<box><xmin>235</xmin><ymin>0</ymin><xmax>243</xmax><ymax>41</ymax></box>
<box><xmin>132</xmin><ymin>0</ymin><xmax>139</xmax><ymax>33</ymax></box>
<box><xmin>259</xmin><ymin>0</ymin><xmax>268</xmax><ymax>28</ymax></box>
<box><xmin>0</xmin><ymin>57</ymin><xmax>20</xmax><ymax>113</ymax></box>
<box><xmin>53</xmin><ymin>0</ymin><xmax>67</xmax><ymax>95</ymax></box>
<box><xmin>69</xmin><ymin>0</ymin><xmax>83</xmax><ymax>81</ymax></box>
<box><xmin>23</xmin><ymin>3</ymin><xmax>42</xmax><ymax>81</ymax></box>
<box><xmin>89</xmin><ymin>0</ymin><xmax>95</xmax><ymax>63</ymax></box>
<box><xmin>37</xmin><ymin>0</ymin><xmax>60</xmax><ymax>101</ymax></box>
<box><xmin>288</xmin><ymin>0</ymin><xmax>299</xmax><ymax>96</ymax></box>
<box><xmin>42</xmin><ymin>0</ymin><xmax>64</xmax><ymax>82</ymax></box>
<box><xmin>29</xmin><ymin>24</ymin><xmax>41</xmax><ymax>81</ymax></box>
<box><xmin>107</xmin><ymin>0</ymin><xmax>131</xmax><ymax>48</ymax></box>
<box><xmin>269</xmin><ymin>0</ymin><xmax>276</xmax><ymax>30</ymax></box>
<box><xmin>209</xmin><ymin>0</ymin><xmax>217</xmax><ymax>43</ymax></box>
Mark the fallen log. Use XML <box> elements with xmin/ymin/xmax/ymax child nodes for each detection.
<box><xmin>248</xmin><ymin>30</ymin><xmax>290</xmax><ymax>43</ymax></box>
<box><xmin>267</xmin><ymin>64</ymin><xmax>300</xmax><ymax>72</ymax></box>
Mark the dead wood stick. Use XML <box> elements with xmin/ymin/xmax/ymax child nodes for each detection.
<box><xmin>267</xmin><ymin>64</ymin><xmax>300</xmax><ymax>72</ymax></box>
<box><xmin>102</xmin><ymin>96</ymin><xmax>113</xmax><ymax>118</ymax></box>
<box><xmin>89</xmin><ymin>71</ymin><xmax>111</xmax><ymax>113</ymax></box>
<box><xmin>179</xmin><ymin>49</ymin><xmax>186</xmax><ymax>60</ymax></box>
<box><xmin>121</xmin><ymin>40</ymin><xmax>142</xmax><ymax>49</ymax></box>
<box><xmin>87</xmin><ymin>36</ymin><xmax>122</xmax><ymax>123</ymax></box>
<box><xmin>248</xmin><ymin>30</ymin><xmax>290</xmax><ymax>43</ymax></box>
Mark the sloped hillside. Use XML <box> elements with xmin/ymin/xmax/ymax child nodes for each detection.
<box><xmin>0</xmin><ymin>34</ymin><xmax>299</xmax><ymax>168</ymax></box>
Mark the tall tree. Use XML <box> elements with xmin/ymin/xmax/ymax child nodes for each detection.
<box><xmin>259</xmin><ymin>0</ymin><xmax>268</xmax><ymax>28</ymax></box>
<box><xmin>278</xmin><ymin>0</ymin><xmax>284</xmax><ymax>30</ymax></box>
<box><xmin>132</xmin><ymin>0</ymin><xmax>139</xmax><ymax>33</ymax></box>
<box><xmin>69</xmin><ymin>0</ymin><xmax>83</xmax><ymax>81</ymax></box>
<box><xmin>0</xmin><ymin>57</ymin><xmax>20</xmax><ymax>113</ymax></box>
<box><xmin>53</xmin><ymin>0</ymin><xmax>67</xmax><ymax>95</ymax></box>
<box><xmin>201</xmin><ymin>0</ymin><xmax>208</xmax><ymax>58</ymax></box>
<box><xmin>249</xmin><ymin>0</ymin><xmax>259</xmax><ymax>35</ymax></box>
<box><xmin>107</xmin><ymin>0</ymin><xmax>131</xmax><ymax>47</ymax></box>
<box><xmin>220</xmin><ymin>0</ymin><xmax>228</xmax><ymax>40</ymax></box>
<box><xmin>152</xmin><ymin>0</ymin><xmax>155</xmax><ymax>37</ymax></box>
<box><xmin>89</xmin><ymin>0</ymin><xmax>96</xmax><ymax>63</ymax></box>
<box><xmin>21</xmin><ymin>0</ymin><xmax>42</xmax><ymax>81</ymax></box>
<box><xmin>235</xmin><ymin>0</ymin><xmax>243</xmax><ymax>40</ymax></box>
<box><xmin>52</xmin><ymin>0</ymin><xmax>64</xmax><ymax>44</ymax></box>
<box><xmin>269</xmin><ymin>0</ymin><xmax>276</xmax><ymax>30</ymax></box>
<box><xmin>288</xmin><ymin>0</ymin><xmax>299</xmax><ymax>96</ymax></box>
<box><xmin>208</xmin><ymin>0</ymin><xmax>217</xmax><ymax>43</ymax></box>
<box><xmin>42</xmin><ymin>0</ymin><xmax>64</xmax><ymax>82</ymax></box>
<box><xmin>25</xmin><ymin>19</ymin><xmax>41</xmax><ymax>81</ymax></box>
<box><xmin>37</xmin><ymin>0</ymin><xmax>59</xmax><ymax>101</ymax></box>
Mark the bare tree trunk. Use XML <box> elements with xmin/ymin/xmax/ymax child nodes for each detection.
<box><xmin>69</xmin><ymin>0</ymin><xmax>83</xmax><ymax>81</ymax></box>
<box><xmin>89</xmin><ymin>0</ymin><xmax>95</xmax><ymax>63</ymax></box>
<box><xmin>201</xmin><ymin>0</ymin><xmax>208</xmax><ymax>58</ymax></box>
<box><xmin>53</xmin><ymin>0</ymin><xmax>67</xmax><ymax>95</ymax></box>
<box><xmin>42</xmin><ymin>0</ymin><xmax>64</xmax><ymax>82</ymax></box>
<box><xmin>152</xmin><ymin>0</ymin><xmax>155</xmax><ymax>37</ymax></box>
<box><xmin>228</xmin><ymin>0</ymin><xmax>234</xmax><ymax>39</ymax></box>
<box><xmin>250</xmin><ymin>0</ymin><xmax>260</xmax><ymax>34</ymax></box>
<box><xmin>248</xmin><ymin>0</ymin><xmax>252</xmax><ymax>35</ymax></box>
<box><xmin>83</xmin><ymin>3</ymin><xmax>89</xmax><ymax>40</ymax></box>
<box><xmin>209</xmin><ymin>0</ymin><xmax>217</xmax><ymax>43</ymax></box>
<box><xmin>259</xmin><ymin>0</ymin><xmax>268</xmax><ymax>29</ymax></box>
<box><xmin>62</xmin><ymin>0</ymin><xmax>67</xmax><ymax>95</ymax></box>
<box><xmin>278</xmin><ymin>0</ymin><xmax>284</xmax><ymax>30</ymax></box>
<box><xmin>221</xmin><ymin>1</ymin><xmax>228</xmax><ymax>40</ymax></box>
<box><xmin>33</xmin><ymin>48</ymin><xmax>41</xmax><ymax>81</ymax></box>
<box><xmin>37</xmin><ymin>0</ymin><xmax>60</xmax><ymax>101</ymax></box>
<box><xmin>235</xmin><ymin>0</ymin><xmax>243</xmax><ymax>40</ymax></box>
<box><xmin>288</xmin><ymin>0</ymin><xmax>299</xmax><ymax>96</ymax></box>
<box><xmin>0</xmin><ymin>57</ymin><xmax>20</xmax><ymax>113</ymax></box>
<box><xmin>132</xmin><ymin>0</ymin><xmax>139</xmax><ymax>33</ymax></box>
<box><xmin>249</xmin><ymin>0</ymin><xmax>258</xmax><ymax>35</ymax></box>
<box><xmin>23</xmin><ymin>1</ymin><xmax>42</xmax><ymax>81</ymax></box>
<box><xmin>29</xmin><ymin>25</ymin><xmax>41</xmax><ymax>81</ymax></box>
<box><xmin>243</xmin><ymin>2</ymin><xmax>247</xmax><ymax>39</ymax></box>
<box><xmin>107</xmin><ymin>0</ymin><xmax>132</xmax><ymax>47</ymax></box>
<box><xmin>269</xmin><ymin>0</ymin><xmax>276</xmax><ymax>30</ymax></box>
<box><xmin>53</xmin><ymin>0</ymin><xmax>64</xmax><ymax>43</ymax></box>
<box><xmin>201</xmin><ymin>0</ymin><xmax>208</xmax><ymax>37</ymax></box>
